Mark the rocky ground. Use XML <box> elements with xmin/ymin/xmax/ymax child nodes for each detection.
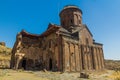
<box><xmin>0</xmin><ymin>69</ymin><xmax>119</xmax><ymax>80</ymax></box>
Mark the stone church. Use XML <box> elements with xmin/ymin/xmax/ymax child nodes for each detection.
<box><xmin>10</xmin><ymin>5</ymin><xmax>105</xmax><ymax>72</ymax></box>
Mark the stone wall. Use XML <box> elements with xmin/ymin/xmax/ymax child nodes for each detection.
<box><xmin>62</xmin><ymin>35</ymin><xmax>104</xmax><ymax>72</ymax></box>
<box><xmin>11</xmin><ymin>32</ymin><xmax>61</xmax><ymax>71</ymax></box>
<box><xmin>62</xmin><ymin>36</ymin><xmax>81</xmax><ymax>72</ymax></box>
<box><xmin>78</xmin><ymin>26</ymin><xmax>93</xmax><ymax>45</ymax></box>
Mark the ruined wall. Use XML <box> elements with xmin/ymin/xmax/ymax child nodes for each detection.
<box><xmin>10</xmin><ymin>29</ymin><xmax>61</xmax><ymax>71</ymax></box>
<box><xmin>10</xmin><ymin>33</ymin><xmax>22</xmax><ymax>69</ymax></box>
<box><xmin>21</xmin><ymin>36</ymin><xmax>41</xmax><ymax>59</ymax></box>
<box><xmin>41</xmin><ymin>32</ymin><xmax>60</xmax><ymax>71</ymax></box>
<box><xmin>11</xmin><ymin>35</ymin><xmax>41</xmax><ymax>69</ymax></box>
<box><xmin>13</xmin><ymin>32</ymin><xmax>60</xmax><ymax>70</ymax></box>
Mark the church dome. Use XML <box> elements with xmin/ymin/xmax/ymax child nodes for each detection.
<box><xmin>60</xmin><ymin>5</ymin><xmax>83</xmax><ymax>16</ymax></box>
<box><xmin>59</xmin><ymin>5</ymin><xmax>83</xmax><ymax>29</ymax></box>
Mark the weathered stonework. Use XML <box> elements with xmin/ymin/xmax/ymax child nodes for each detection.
<box><xmin>10</xmin><ymin>5</ymin><xmax>105</xmax><ymax>72</ymax></box>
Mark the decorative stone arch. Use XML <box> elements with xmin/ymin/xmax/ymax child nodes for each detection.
<box><xmin>74</xmin><ymin>14</ymin><xmax>79</xmax><ymax>25</ymax></box>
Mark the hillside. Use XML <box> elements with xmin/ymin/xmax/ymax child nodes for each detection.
<box><xmin>105</xmin><ymin>60</ymin><xmax>120</xmax><ymax>71</ymax></box>
<box><xmin>0</xmin><ymin>45</ymin><xmax>11</xmax><ymax>60</ymax></box>
<box><xmin>0</xmin><ymin>45</ymin><xmax>12</xmax><ymax>68</ymax></box>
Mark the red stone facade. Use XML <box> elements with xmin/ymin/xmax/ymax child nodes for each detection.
<box><xmin>10</xmin><ymin>5</ymin><xmax>105</xmax><ymax>72</ymax></box>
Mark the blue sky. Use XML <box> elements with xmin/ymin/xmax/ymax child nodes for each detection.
<box><xmin>0</xmin><ymin>0</ymin><xmax>120</xmax><ymax>60</ymax></box>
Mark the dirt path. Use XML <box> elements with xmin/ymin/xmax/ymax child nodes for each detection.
<box><xmin>0</xmin><ymin>69</ymin><xmax>48</xmax><ymax>80</ymax></box>
<box><xmin>0</xmin><ymin>69</ymin><xmax>115</xmax><ymax>80</ymax></box>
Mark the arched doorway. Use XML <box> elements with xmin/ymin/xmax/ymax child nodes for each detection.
<box><xmin>49</xmin><ymin>58</ymin><xmax>52</xmax><ymax>70</ymax></box>
<box><xmin>21</xmin><ymin>59</ymin><xmax>26</xmax><ymax>70</ymax></box>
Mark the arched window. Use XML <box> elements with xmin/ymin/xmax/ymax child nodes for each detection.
<box><xmin>74</xmin><ymin>14</ymin><xmax>78</xmax><ymax>25</ymax></box>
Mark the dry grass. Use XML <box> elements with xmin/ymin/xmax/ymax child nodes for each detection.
<box><xmin>0</xmin><ymin>69</ymin><xmax>118</xmax><ymax>80</ymax></box>
<box><xmin>0</xmin><ymin>45</ymin><xmax>11</xmax><ymax>60</ymax></box>
<box><xmin>0</xmin><ymin>45</ymin><xmax>11</xmax><ymax>68</ymax></box>
<box><xmin>0</xmin><ymin>69</ymin><xmax>120</xmax><ymax>80</ymax></box>
<box><xmin>0</xmin><ymin>54</ymin><xmax>11</xmax><ymax>60</ymax></box>
<box><xmin>0</xmin><ymin>69</ymin><xmax>49</xmax><ymax>80</ymax></box>
<box><xmin>109</xmin><ymin>71</ymin><xmax>120</xmax><ymax>80</ymax></box>
<box><xmin>0</xmin><ymin>45</ymin><xmax>11</xmax><ymax>54</ymax></box>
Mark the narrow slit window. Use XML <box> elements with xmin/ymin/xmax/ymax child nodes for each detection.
<box><xmin>49</xmin><ymin>40</ymin><xmax>52</xmax><ymax>48</ymax></box>
<box><xmin>79</xmin><ymin>20</ymin><xmax>81</xmax><ymax>24</ymax></box>
<box><xmin>86</xmin><ymin>38</ymin><xmax>89</xmax><ymax>45</ymax></box>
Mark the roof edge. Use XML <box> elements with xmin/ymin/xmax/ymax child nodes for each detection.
<box><xmin>59</xmin><ymin>5</ymin><xmax>83</xmax><ymax>16</ymax></box>
<box><xmin>83</xmin><ymin>24</ymin><xmax>93</xmax><ymax>37</ymax></box>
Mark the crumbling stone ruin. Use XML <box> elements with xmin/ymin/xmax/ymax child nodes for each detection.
<box><xmin>0</xmin><ymin>42</ymin><xmax>6</xmax><ymax>46</ymax></box>
<box><xmin>10</xmin><ymin>5</ymin><xmax>105</xmax><ymax>72</ymax></box>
